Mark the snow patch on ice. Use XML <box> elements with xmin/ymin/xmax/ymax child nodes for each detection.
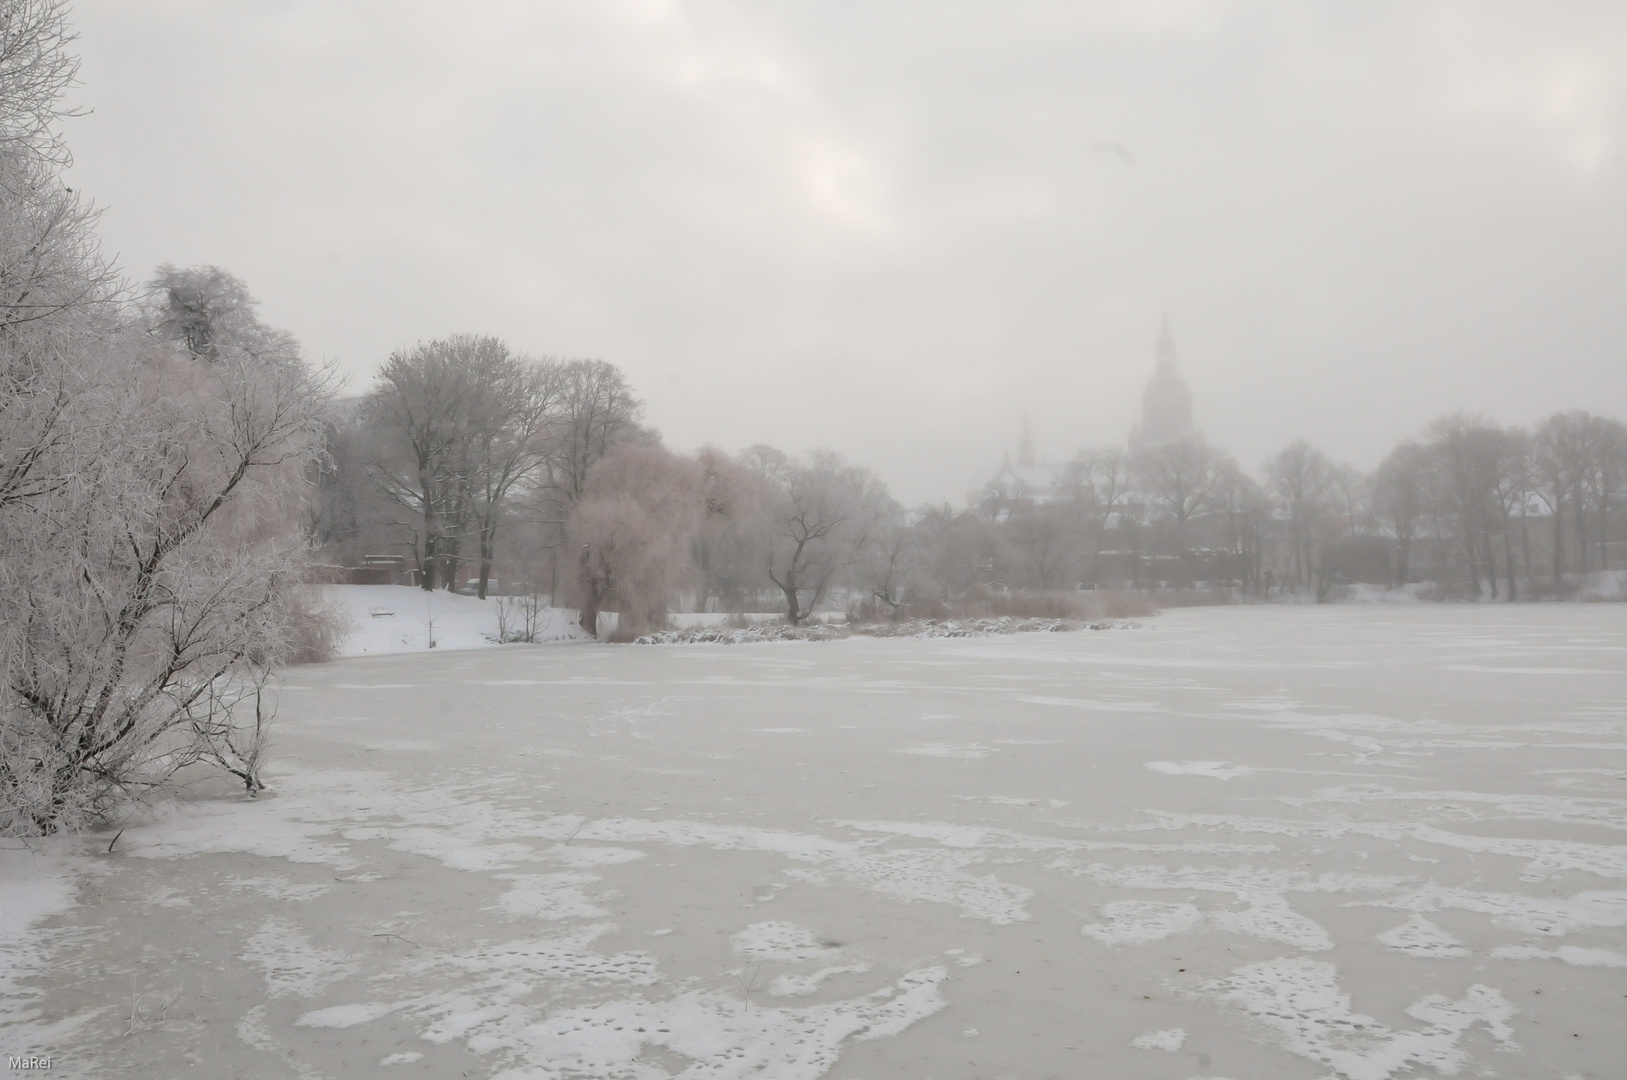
<box><xmin>493</xmin><ymin>872</ymin><xmax>609</xmax><ymax>921</ymax></box>
<box><xmin>839</xmin><ymin>820</ymin><xmax>1068</xmax><ymax>850</ymax></box>
<box><xmin>1295</xmin><ymin>786</ymin><xmax>1627</xmax><ymax>833</ymax></box>
<box><xmin>542</xmin><ymin>844</ymin><xmax>646</xmax><ymax>868</ymax></box>
<box><xmin>379</xmin><ymin>1051</ymin><xmax>423</xmax><ymax>1065</ymax></box>
<box><xmin>791</xmin><ymin>847</ymin><xmax>1033</xmax><ymax>924</ymax></box>
<box><xmin>1146</xmin><ymin>761</ymin><xmax>1254</xmax><ymax>779</ymax></box>
<box><xmin>242</xmin><ymin>917</ymin><xmax>357</xmax><ymax>998</ymax></box>
<box><xmin>1376</xmin><ymin>914</ymin><xmax>1470</xmax><ymax>958</ymax></box>
<box><xmin>732</xmin><ymin>921</ymin><xmax>841</xmax><ymax>963</ymax></box>
<box><xmin>302</xmin><ymin>918</ymin><xmax>944</xmax><ymax>1080</ymax></box>
<box><xmin>1213</xmin><ymin>957</ymin><xmax>1516</xmax><ymax>1080</ymax></box>
<box><xmin>769</xmin><ymin>964</ymin><xmax>873</xmax><ymax>997</ymax></box>
<box><xmin>0</xmin><ymin>847</ymin><xmax>97</xmax><ymax>1057</ymax></box>
<box><xmin>1372</xmin><ymin>884</ymin><xmax>1627</xmax><ymax>936</ymax></box>
<box><xmin>222</xmin><ymin>875</ymin><xmax>331</xmax><ymax>902</ymax></box>
<box><xmin>408</xmin><ymin>924</ymin><xmax>660</xmax><ymax>987</ymax></box>
<box><xmin>1071</xmin><ymin>863</ymin><xmax>1400</xmax><ymax>951</ymax></box>
<box><xmin>588</xmin><ymin>818</ymin><xmax>1034</xmax><ymax>923</ymax></box>
<box><xmin>1491</xmin><ymin>944</ymin><xmax>1627</xmax><ymax>968</ymax></box>
<box><xmin>509</xmin><ymin>967</ymin><xmax>947</xmax><ymax>1079</ymax></box>
<box><xmin>1084</xmin><ymin>900</ymin><xmax>1203</xmax><ymax>945</ymax></box>
<box><xmin>895</xmin><ymin>743</ymin><xmax>991</xmax><ymax>759</ymax></box>
<box><xmin>1133</xmin><ymin>1027</ymin><xmax>1187</xmax><ymax>1051</ymax></box>
<box><xmin>1407</xmin><ymin>825</ymin><xmax>1627</xmax><ymax>880</ymax></box>
<box><xmin>1019</xmin><ymin>694</ymin><xmax>1161</xmax><ymax>712</ymax></box>
<box><xmin>296</xmin><ymin>1000</ymin><xmax>406</xmax><ymax>1028</ymax></box>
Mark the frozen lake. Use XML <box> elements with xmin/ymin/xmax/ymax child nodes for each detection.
<box><xmin>6</xmin><ymin>605</ymin><xmax>1626</xmax><ymax>1078</ymax></box>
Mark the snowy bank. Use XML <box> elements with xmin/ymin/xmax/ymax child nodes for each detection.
<box><xmin>323</xmin><ymin>585</ymin><xmax>591</xmax><ymax>657</ymax></box>
<box><xmin>632</xmin><ymin>616</ymin><xmax>1139</xmax><ymax>644</ymax></box>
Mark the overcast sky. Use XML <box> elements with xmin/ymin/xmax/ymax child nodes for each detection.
<box><xmin>63</xmin><ymin>1</ymin><xmax>1627</xmax><ymax>505</ymax></box>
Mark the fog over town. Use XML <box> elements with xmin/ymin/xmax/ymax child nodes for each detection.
<box><xmin>60</xmin><ymin>1</ymin><xmax>1627</xmax><ymax>505</ymax></box>
<box><xmin>3</xmin><ymin>3</ymin><xmax>1626</xmax><ymax>1079</ymax></box>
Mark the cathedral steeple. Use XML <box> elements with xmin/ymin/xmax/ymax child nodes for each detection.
<box><xmin>1129</xmin><ymin>318</ymin><xmax>1198</xmax><ymax>452</ymax></box>
<box><xmin>1156</xmin><ymin>314</ymin><xmax>1177</xmax><ymax>375</ymax></box>
<box><xmin>1017</xmin><ymin>415</ymin><xmax>1035</xmax><ymax>469</ymax></box>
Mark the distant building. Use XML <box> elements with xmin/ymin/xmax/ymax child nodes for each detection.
<box><xmin>1128</xmin><ymin>318</ymin><xmax>1199</xmax><ymax>452</ymax></box>
<box><xmin>971</xmin><ymin>320</ymin><xmax>1200</xmax><ymax>513</ymax></box>
<box><xmin>967</xmin><ymin>416</ymin><xmax>1073</xmax><ymax>516</ymax></box>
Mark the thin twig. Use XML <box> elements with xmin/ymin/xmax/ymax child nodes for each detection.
<box><xmin>372</xmin><ymin>932</ymin><xmax>437</xmax><ymax>950</ymax></box>
<box><xmin>744</xmin><ymin>962</ymin><xmax>762</xmax><ymax>1014</ymax></box>
<box><xmin>107</xmin><ymin>829</ymin><xmax>124</xmax><ymax>853</ymax></box>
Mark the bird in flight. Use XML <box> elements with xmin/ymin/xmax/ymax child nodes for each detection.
<box><xmin>1089</xmin><ymin>140</ymin><xmax>1136</xmax><ymax>167</ymax></box>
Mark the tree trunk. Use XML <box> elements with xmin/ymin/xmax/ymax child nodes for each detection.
<box><xmin>477</xmin><ymin>520</ymin><xmax>496</xmax><ymax>600</ymax></box>
<box><xmin>418</xmin><ymin>524</ymin><xmax>437</xmax><ymax>591</ymax></box>
<box><xmin>1600</xmin><ymin>499</ymin><xmax>1611</xmax><ymax>571</ymax></box>
<box><xmin>1519</xmin><ymin>503</ymin><xmax>1531</xmax><ymax>585</ymax></box>
<box><xmin>1574</xmin><ymin>502</ymin><xmax>1588</xmax><ymax>572</ymax></box>
<box><xmin>1502</xmin><ymin>514</ymin><xmax>1517</xmax><ymax>601</ymax></box>
<box><xmin>1552</xmin><ymin>494</ymin><xmax>1565</xmax><ymax>584</ymax></box>
<box><xmin>781</xmin><ymin>582</ymin><xmax>803</xmax><ymax>624</ymax></box>
<box><xmin>1464</xmin><ymin>529</ymin><xmax>1482</xmax><ymax>598</ymax></box>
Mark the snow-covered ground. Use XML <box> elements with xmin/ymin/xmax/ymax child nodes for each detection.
<box><xmin>327</xmin><ymin>585</ymin><xmax>592</xmax><ymax>655</ymax></box>
<box><xmin>1577</xmin><ymin>569</ymin><xmax>1627</xmax><ymax>601</ymax></box>
<box><xmin>324</xmin><ymin>585</ymin><xmax>836</xmax><ymax>655</ymax></box>
<box><xmin>4</xmin><ymin>605</ymin><xmax>1626</xmax><ymax>1078</ymax></box>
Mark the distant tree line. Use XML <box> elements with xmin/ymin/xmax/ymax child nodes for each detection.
<box><xmin>958</xmin><ymin>410</ymin><xmax>1627</xmax><ymax>603</ymax></box>
<box><xmin>313</xmin><ymin>322</ymin><xmax>1627</xmax><ymax>631</ymax></box>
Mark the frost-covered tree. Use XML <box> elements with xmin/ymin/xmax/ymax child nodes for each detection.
<box><xmin>744</xmin><ymin>447</ymin><xmax>891</xmax><ymax>624</ymax></box>
<box><xmin>568</xmin><ymin>444</ymin><xmax>702</xmax><ymax>636</ymax></box>
<box><xmin>1264</xmin><ymin>440</ymin><xmax>1333</xmax><ymax>591</ymax></box>
<box><xmin>1061</xmin><ymin>447</ymin><xmax>1132</xmax><ymax>582</ymax></box>
<box><xmin>1134</xmin><ymin>440</ymin><xmax>1219</xmax><ymax>565</ymax></box>
<box><xmin>690</xmin><ymin>445</ymin><xmax>766</xmax><ymax>613</ymax></box>
<box><xmin>542</xmin><ymin>359</ymin><xmax>643</xmax><ymax>511</ymax></box>
<box><xmin>368</xmin><ymin>335</ymin><xmax>560</xmax><ymax>594</ymax></box>
<box><xmin>1426</xmin><ymin>413</ymin><xmax>1512</xmax><ymax>598</ymax></box>
<box><xmin>0</xmin><ymin>2</ymin><xmax>329</xmax><ymax>834</ymax></box>
<box><xmin>1</xmin><ymin>270</ymin><xmax>329</xmax><ymax>832</ymax></box>
<box><xmin>1373</xmin><ymin>442</ymin><xmax>1429</xmax><ymax>586</ymax></box>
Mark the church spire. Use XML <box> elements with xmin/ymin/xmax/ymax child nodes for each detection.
<box><xmin>1156</xmin><ymin>314</ymin><xmax>1177</xmax><ymax>374</ymax></box>
<box><xmin>1017</xmin><ymin>415</ymin><xmax>1035</xmax><ymax>469</ymax></box>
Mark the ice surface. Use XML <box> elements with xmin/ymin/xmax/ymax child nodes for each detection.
<box><xmin>11</xmin><ymin>604</ymin><xmax>1627</xmax><ymax>1077</ymax></box>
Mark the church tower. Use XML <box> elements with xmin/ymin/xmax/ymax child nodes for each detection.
<box><xmin>1129</xmin><ymin>318</ymin><xmax>1198</xmax><ymax>452</ymax></box>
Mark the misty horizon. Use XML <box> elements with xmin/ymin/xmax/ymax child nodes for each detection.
<box><xmin>59</xmin><ymin>1</ymin><xmax>1627</xmax><ymax>505</ymax></box>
